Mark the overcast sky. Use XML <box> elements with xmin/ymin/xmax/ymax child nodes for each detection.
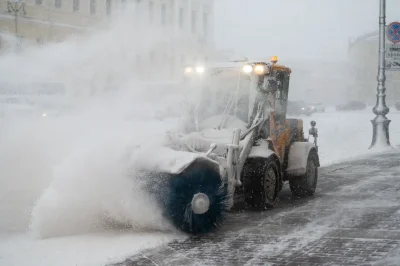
<box><xmin>213</xmin><ymin>0</ymin><xmax>400</xmax><ymax>62</ymax></box>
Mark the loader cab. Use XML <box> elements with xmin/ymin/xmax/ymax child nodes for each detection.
<box><xmin>181</xmin><ymin>59</ymin><xmax>291</xmax><ymax>131</ymax></box>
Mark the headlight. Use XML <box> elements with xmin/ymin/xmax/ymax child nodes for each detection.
<box><xmin>254</xmin><ymin>64</ymin><xmax>266</xmax><ymax>75</ymax></box>
<box><xmin>195</xmin><ymin>66</ymin><xmax>205</xmax><ymax>73</ymax></box>
<box><xmin>42</xmin><ymin>113</ymin><xmax>47</xmax><ymax>117</ymax></box>
<box><xmin>242</xmin><ymin>64</ymin><xmax>253</xmax><ymax>73</ymax></box>
<box><xmin>184</xmin><ymin>67</ymin><xmax>193</xmax><ymax>74</ymax></box>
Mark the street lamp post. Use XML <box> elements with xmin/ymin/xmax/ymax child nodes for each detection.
<box><xmin>5</xmin><ymin>0</ymin><xmax>26</xmax><ymax>49</ymax></box>
<box><xmin>370</xmin><ymin>0</ymin><xmax>391</xmax><ymax>149</ymax></box>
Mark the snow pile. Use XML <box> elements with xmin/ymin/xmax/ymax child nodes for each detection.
<box><xmin>297</xmin><ymin>109</ymin><xmax>400</xmax><ymax>166</ymax></box>
<box><xmin>0</xmin><ymin>232</ymin><xmax>177</xmax><ymax>266</ymax></box>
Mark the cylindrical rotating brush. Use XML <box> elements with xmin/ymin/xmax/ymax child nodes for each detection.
<box><xmin>141</xmin><ymin>160</ymin><xmax>229</xmax><ymax>235</ymax></box>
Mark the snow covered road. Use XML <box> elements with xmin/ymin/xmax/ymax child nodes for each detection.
<box><xmin>1</xmin><ymin>108</ymin><xmax>400</xmax><ymax>266</ymax></box>
<box><xmin>113</xmin><ymin>151</ymin><xmax>400</xmax><ymax>266</ymax></box>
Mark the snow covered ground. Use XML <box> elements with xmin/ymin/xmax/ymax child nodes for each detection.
<box><xmin>1</xmin><ymin>105</ymin><xmax>399</xmax><ymax>266</ymax></box>
<box><xmin>294</xmin><ymin>106</ymin><xmax>400</xmax><ymax>166</ymax></box>
<box><xmin>0</xmin><ymin>232</ymin><xmax>178</xmax><ymax>266</ymax></box>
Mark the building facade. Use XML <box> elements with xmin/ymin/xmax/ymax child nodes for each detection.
<box><xmin>348</xmin><ymin>30</ymin><xmax>400</xmax><ymax>105</ymax></box>
<box><xmin>0</xmin><ymin>0</ymin><xmax>217</xmax><ymax>81</ymax></box>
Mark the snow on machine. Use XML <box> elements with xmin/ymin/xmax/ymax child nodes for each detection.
<box><xmin>137</xmin><ymin>57</ymin><xmax>320</xmax><ymax>235</ymax></box>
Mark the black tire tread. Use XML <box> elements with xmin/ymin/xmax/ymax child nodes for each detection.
<box><xmin>289</xmin><ymin>150</ymin><xmax>318</xmax><ymax>198</ymax></box>
<box><xmin>243</xmin><ymin>158</ymin><xmax>279</xmax><ymax>210</ymax></box>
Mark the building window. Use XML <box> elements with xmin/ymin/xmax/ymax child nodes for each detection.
<box><xmin>90</xmin><ymin>0</ymin><xmax>96</xmax><ymax>15</ymax></box>
<box><xmin>54</xmin><ymin>0</ymin><xmax>61</xmax><ymax>8</ymax></box>
<box><xmin>35</xmin><ymin>0</ymin><xmax>43</xmax><ymax>5</ymax></box>
<box><xmin>73</xmin><ymin>0</ymin><xmax>80</xmax><ymax>12</ymax></box>
<box><xmin>179</xmin><ymin>7</ymin><xmax>184</xmax><ymax>29</ymax></box>
<box><xmin>106</xmin><ymin>0</ymin><xmax>111</xmax><ymax>16</ymax></box>
<box><xmin>191</xmin><ymin>10</ymin><xmax>197</xmax><ymax>33</ymax></box>
<box><xmin>149</xmin><ymin>1</ymin><xmax>154</xmax><ymax>24</ymax></box>
<box><xmin>161</xmin><ymin>4</ymin><xmax>166</xmax><ymax>25</ymax></box>
<box><xmin>203</xmin><ymin>13</ymin><xmax>208</xmax><ymax>36</ymax></box>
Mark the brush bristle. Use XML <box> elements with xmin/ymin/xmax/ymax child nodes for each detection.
<box><xmin>140</xmin><ymin>161</ymin><xmax>229</xmax><ymax>235</ymax></box>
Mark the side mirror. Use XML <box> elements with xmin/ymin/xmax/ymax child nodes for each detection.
<box><xmin>309</xmin><ymin>121</ymin><xmax>317</xmax><ymax>136</ymax></box>
<box><xmin>309</xmin><ymin>121</ymin><xmax>318</xmax><ymax>151</ymax></box>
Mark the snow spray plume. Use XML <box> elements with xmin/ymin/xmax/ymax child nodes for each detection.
<box><xmin>0</xmin><ymin>2</ymin><xmax>189</xmax><ymax>236</ymax></box>
<box><xmin>141</xmin><ymin>160</ymin><xmax>229</xmax><ymax>235</ymax></box>
<box><xmin>27</xmin><ymin>119</ymin><xmax>179</xmax><ymax>239</ymax></box>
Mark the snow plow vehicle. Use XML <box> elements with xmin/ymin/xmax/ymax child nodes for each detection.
<box><xmin>137</xmin><ymin>57</ymin><xmax>320</xmax><ymax>235</ymax></box>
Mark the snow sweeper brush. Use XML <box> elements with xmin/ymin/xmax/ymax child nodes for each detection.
<box><xmin>142</xmin><ymin>160</ymin><xmax>229</xmax><ymax>234</ymax></box>
<box><xmin>135</xmin><ymin>147</ymin><xmax>230</xmax><ymax>235</ymax></box>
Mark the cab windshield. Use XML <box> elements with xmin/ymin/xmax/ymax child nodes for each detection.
<box><xmin>195</xmin><ymin>68</ymin><xmax>252</xmax><ymax>124</ymax></box>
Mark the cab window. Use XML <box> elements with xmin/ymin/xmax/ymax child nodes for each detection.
<box><xmin>275</xmin><ymin>71</ymin><xmax>290</xmax><ymax>123</ymax></box>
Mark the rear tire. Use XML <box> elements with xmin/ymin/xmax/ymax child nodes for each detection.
<box><xmin>243</xmin><ymin>158</ymin><xmax>280</xmax><ymax>210</ymax></box>
<box><xmin>289</xmin><ymin>150</ymin><xmax>318</xmax><ymax>198</ymax></box>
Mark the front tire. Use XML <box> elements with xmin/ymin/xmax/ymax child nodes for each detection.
<box><xmin>243</xmin><ymin>158</ymin><xmax>280</xmax><ymax>210</ymax></box>
<box><xmin>289</xmin><ymin>150</ymin><xmax>318</xmax><ymax>198</ymax></box>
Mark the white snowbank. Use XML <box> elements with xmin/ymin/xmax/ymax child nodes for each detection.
<box><xmin>294</xmin><ymin>108</ymin><xmax>400</xmax><ymax>167</ymax></box>
<box><xmin>0</xmin><ymin>232</ymin><xmax>178</xmax><ymax>266</ymax></box>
